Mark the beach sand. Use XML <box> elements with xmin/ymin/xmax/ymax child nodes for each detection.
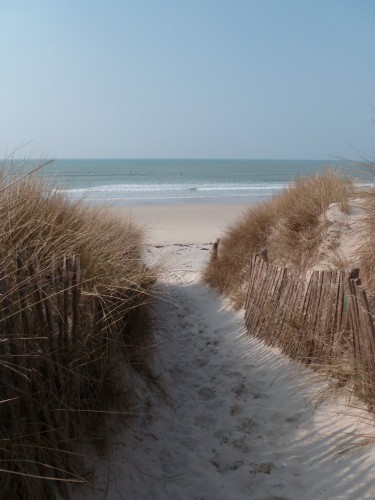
<box><xmin>73</xmin><ymin>203</ymin><xmax>375</xmax><ymax>500</ymax></box>
<box><xmin>111</xmin><ymin>203</ymin><xmax>249</xmax><ymax>244</ymax></box>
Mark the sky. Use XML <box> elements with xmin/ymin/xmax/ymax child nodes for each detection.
<box><xmin>0</xmin><ymin>0</ymin><xmax>374</xmax><ymax>160</ymax></box>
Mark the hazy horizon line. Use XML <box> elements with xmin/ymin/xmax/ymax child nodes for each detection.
<box><xmin>3</xmin><ymin>157</ymin><xmax>344</xmax><ymax>162</ymax></box>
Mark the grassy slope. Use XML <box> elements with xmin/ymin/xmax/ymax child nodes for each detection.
<box><xmin>203</xmin><ymin>170</ymin><xmax>353</xmax><ymax>306</ymax></box>
<box><xmin>0</xmin><ymin>169</ymin><xmax>158</xmax><ymax>499</ymax></box>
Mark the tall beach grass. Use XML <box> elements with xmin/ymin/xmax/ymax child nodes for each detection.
<box><xmin>203</xmin><ymin>170</ymin><xmax>353</xmax><ymax>306</ymax></box>
<box><xmin>204</xmin><ymin>167</ymin><xmax>375</xmax><ymax>412</ymax></box>
<box><xmin>0</xmin><ymin>164</ymin><xmax>158</xmax><ymax>499</ymax></box>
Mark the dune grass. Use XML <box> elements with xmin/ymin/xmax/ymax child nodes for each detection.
<box><xmin>204</xmin><ymin>164</ymin><xmax>375</xmax><ymax>414</ymax></box>
<box><xmin>353</xmin><ymin>160</ymin><xmax>375</xmax><ymax>290</ymax></box>
<box><xmin>203</xmin><ymin>170</ymin><xmax>353</xmax><ymax>306</ymax></box>
<box><xmin>0</xmin><ymin>166</ymin><xmax>158</xmax><ymax>499</ymax></box>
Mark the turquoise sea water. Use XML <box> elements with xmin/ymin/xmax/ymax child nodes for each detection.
<box><xmin>10</xmin><ymin>158</ymin><xmax>354</xmax><ymax>206</ymax></box>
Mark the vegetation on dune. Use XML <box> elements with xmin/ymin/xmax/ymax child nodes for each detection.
<box><xmin>203</xmin><ymin>170</ymin><xmax>353</xmax><ymax>306</ymax></box>
<box><xmin>0</xmin><ymin>165</ymin><xmax>158</xmax><ymax>499</ymax></box>
<box><xmin>204</xmin><ymin>166</ymin><xmax>375</xmax><ymax>413</ymax></box>
<box><xmin>355</xmin><ymin>160</ymin><xmax>375</xmax><ymax>289</ymax></box>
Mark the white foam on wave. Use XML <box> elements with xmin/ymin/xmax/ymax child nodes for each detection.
<box><xmin>58</xmin><ymin>182</ymin><xmax>289</xmax><ymax>194</ymax></box>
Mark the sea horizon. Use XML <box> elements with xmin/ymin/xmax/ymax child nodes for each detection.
<box><xmin>3</xmin><ymin>157</ymin><xmax>360</xmax><ymax>206</ymax></box>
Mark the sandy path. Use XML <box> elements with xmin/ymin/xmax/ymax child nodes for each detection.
<box><xmin>74</xmin><ymin>245</ymin><xmax>375</xmax><ymax>500</ymax></box>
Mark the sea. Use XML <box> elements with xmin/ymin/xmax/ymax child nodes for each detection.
<box><xmin>6</xmin><ymin>158</ymin><xmax>358</xmax><ymax>206</ymax></box>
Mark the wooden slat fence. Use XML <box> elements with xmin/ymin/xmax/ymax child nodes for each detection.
<box><xmin>0</xmin><ymin>254</ymin><xmax>144</xmax><ymax>499</ymax></box>
<box><xmin>245</xmin><ymin>255</ymin><xmax>375</xmax><ymax>403</ymax></box>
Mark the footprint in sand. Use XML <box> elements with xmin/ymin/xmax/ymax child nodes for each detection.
<box><xmin>223</xmin><ymin>459</ymin><xmax>244</xmax><ymax>471</ymax></box>
<box><xmin>232</xmin><ymin>435</ymin><xmax>251</xmax><ymax>453</ymax></box>
<box><xmin>238</xmin><ymin>417</ymin><xmax>258</xmax><ymax>434</ymax></box>
<box><xmin>197</xmin><ymin>387</ymin><xmax>216</xmax><ymax>400</ymax></box>
<box><xmin>230</xmin><ymin>403</ymin><xmax>243</xmax><ymax>416</ymax></box>
<box><xmin>194</xmin><ymin>356</ymin><xmax>209</xmax><ymax>367</ymax></box>
<box><xmin>232</xmin><ymin>382</ymin><xmax>247</xmax><ymax>396</ymax></box>
<box><xmin>210</xmin><ymin>448</ymin><xmax>245</xmax><ymax>473</ymax></box>
<box><xmin>226</xmin><ymin>369</ymin><xmax>244</xmax><ymax>379</ymax></box>
<box><xmin>250</xmin><ymin>461</ymin><xmax>276</xmax><ymax>475</ymax></box>
<box><xmin>194</xmin><ymin>414</ymin><xmax>216</xmax><ymax>427</ymax></box>
<box><xmin>213</xmin><ymin>429</ymin><xmax>231</xmax><ymax>444</ymax></box>
<box><xmin>251</xmin><ymin>390</ymin><xmax>268</xmax><ymax>399</ymax></box>
<box><xmin>206</xmin><ymin>338</ymin><xmax>220</xmax><ymax>347</ymax></box>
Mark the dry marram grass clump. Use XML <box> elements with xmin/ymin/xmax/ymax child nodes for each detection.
<box><xmin>0</xmin><ymin>165</ymin><xmax>158</xmax><ymax>499</ymax></box>
<box><xmin>204</xmin><ymin>170</ymin><xmax>353</xmax><ymax>306</ymax></box>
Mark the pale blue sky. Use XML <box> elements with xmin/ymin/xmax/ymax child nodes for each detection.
<box><xmin>0</xmin><ymin>0</ymin><xmax>374</xmax><ymax>159</ymax></box>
